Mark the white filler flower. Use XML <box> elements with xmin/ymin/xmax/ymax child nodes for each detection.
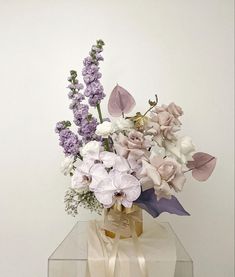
<box><xmin>81</xmin><ymin>140</ymin><xmax>101</xmax><ymax>159</ymax></box>
<box><xmin>95</xmin><ymin>121</ymin><xmax>114</xmax><ymax>137</ymax></box>
<box><xmin>112</xmin><ymin>118</ymin><xmax>134</xmax><ymax>132</ymax></box>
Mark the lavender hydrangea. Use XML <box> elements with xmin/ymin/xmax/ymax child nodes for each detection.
<box><xmin>82</xmin><ymin>40</ymin><xmax>105</xmax><ymax>107</ymax></box>
<box><xmin>55</xmin><ymin>121</ymin><xmax>81</xmax><ymax>156</ymax></box>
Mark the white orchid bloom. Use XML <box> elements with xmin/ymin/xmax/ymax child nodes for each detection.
<box><xmin>71</xmin><ymin>160</ymin><xmax>108</xmax><ymax>191</ymax></box>
<box><xmin>72</xmin><ymin>140</ymin><xmax>131</xmax><ymax>191</ymax></box>
<box><xmin>71</xmin><ymin>159</ymin><xmax>94</xmax><ymax>190</ymax></box>
<box><xmin>93</xmin><ymin>169</ymin><xmax>141</xmax><ymax>208</ymax></box>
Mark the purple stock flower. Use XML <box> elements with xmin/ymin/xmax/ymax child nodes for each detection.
<box><xmin>67</xmin><ymin>70</ymin><xmax>99</xmax><ymax>143</ymax></box>
<box><xmin>55</xmin><ymin>121</ymin><xmax>81</xmax><ymax>156</ymax></box>
<box><xmin>72</xmin><ymin>103</ymin><xmax>99</xmax><ymax>142</ymax></box>
<box><xmin>55</xmin><ymin>122</ymin><xmax>66</xmax><ymax>133</ymax></box>
<box><xmin>80</xmin><ymin>117</ymin><xmax>99</xmax><ymax>143</ymax></box>
<box><xmin>55</xmin><ymin>40</ymin><xmax>106</xmax><ymax>154</ymax></box>
<box><xmin>82</xmin><ymin>40</ymin><xmax>105</xmax><ymax>107</ymax></box>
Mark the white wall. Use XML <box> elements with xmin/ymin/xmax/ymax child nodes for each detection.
<box><xmin>0</xmin><ymin>1</ymin><xmax>234</xmax><ymax>276</ymax></box>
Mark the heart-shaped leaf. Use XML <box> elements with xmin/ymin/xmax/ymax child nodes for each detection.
<box><xmin>187</xmin><ymin>152</ymin><xmax>216</xmax><ymax>181</ymax></box>
<box><xmin>134</xmin><ymin>188</ymin><xmax>190</xmax><ymax>218</ymax></box>
<box><xmin>108</xmin><ymin>85</ymin><xmax>136</xmax><ymax>117</ymax></box>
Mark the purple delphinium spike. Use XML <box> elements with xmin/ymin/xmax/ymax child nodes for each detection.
<box><xmin>55</xmin><ymin>121</ymin><xmax>82</xmax><ymax>156</ymax></box>
<box><xmin>82</xmin><ymin>40</ymin><xmax>105</xmax><ymax>107</ymax></box>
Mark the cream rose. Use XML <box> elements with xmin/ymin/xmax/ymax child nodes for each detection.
<box><xmin>165</xmin><ymin>136</ymin><xmax>195</xmax><ymax>164</ymax></box>
<box><xmin>167</xmin><ymin>102</ymin><xmax>183</xmax><ymax>118</ymax></box>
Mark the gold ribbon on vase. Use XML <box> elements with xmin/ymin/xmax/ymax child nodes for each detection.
<box><xmin>103</xmin><ymin>204</ymin><xmax>148</xmax><ymax>277</ymax></box>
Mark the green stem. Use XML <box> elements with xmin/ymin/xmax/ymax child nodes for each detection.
<box><xmin>96</xmin><ymin>103</ymin><xmax>110</xmax><ymax>151</ymax></box>
<box><xmin>104</xmin><ymin>139</ymin><xmax>110</xmax><ymax>152</ymax></box>
<box><xmin>96</xmin><ymin>103</ymin><xmax>103</xmax><ymax>123</ymax></box>
<box><xmin>143</xmin><ymin>104</ymin><xmax>156</xmax><ymax>117</ymax></box>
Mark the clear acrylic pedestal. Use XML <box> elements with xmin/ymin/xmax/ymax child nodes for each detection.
<box><xmin>48</xmin><ymin>221</ymin><xmax>193</xmax><ymax>277</ymax></box>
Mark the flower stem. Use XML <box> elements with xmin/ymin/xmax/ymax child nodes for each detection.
<box><xmin>96</xmin><ymin>103</ymin><xmax>103</xmax><ymax>123</ymax></box>
<box><xmin>143</xmin><ymin>103</ymin><xmax>156</xmax><ymax>117</ymax></box>
<box><xmin>104</xmin><ymin>139</ymin><xmax>110</xmax><ymax>152</ymax></box>
<box><xmin>96</xmin><ymin>103</ymin><xmax>111</xmax><ymax>151</ymax></box>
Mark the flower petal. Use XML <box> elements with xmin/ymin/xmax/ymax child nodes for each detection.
<box><xmin>121</xmin><ymin>198</ymin><xmax>133</xmax><ymax>208</ymax></box>
<box><xmin>120</xmin><ymin>174</ymin><xmax>141</xmax><ymax>201</ymax></box>
<box><xmin>170</xmin><ymin>173</ymin><xmax>186</xmax><ymax>192</ymax></box>
<box><xmin>89</xmin><ymin>163</ymin><xmax>109</xmax><ymax>190</ymax></box>
<box><xmin>113</xmin><ymin>156</ymin><xmax>130</xmax><ymax>172</ymax></box>
<box><xmin>154</xmin><ymin>180</ymin><xmax>172</xmax><ymax>201</ymax></box>
<box><xmin>149</xmin><ymin>153</ymin><xmax>164</xmax><ymax>168</ymax></box>
<box><xmin>99</xmin><ymin>151</ymin><xmax>117</xmax><ymax>168</ymax></box>
<box><xmin>142</xmin><ymin>160</ymin><xmax>161</xmax><ymax>186</ymax></box>
<box><xmin>94</xmin><ymin>177</ymin><xmax>116</xmax><ymax>205</ymax></box>
<box><xmin>71</xmin><ymin>170</ymin><xmax>87</xmax><ymax>189</ymax></box>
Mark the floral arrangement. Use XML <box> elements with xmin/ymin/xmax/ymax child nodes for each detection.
<box><xmin>55</xmin><ymin>40</ymin><xmax>216</xmax><ymax>218</ymax></box>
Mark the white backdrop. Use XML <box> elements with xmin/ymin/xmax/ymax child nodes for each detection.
<box><xmin>0</xmin><ymin>1</ymin><xmax>234</xmax><ymax>277</ymax></box>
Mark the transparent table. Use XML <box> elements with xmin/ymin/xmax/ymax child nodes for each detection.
<box><xmin>48</xmin><ymin>221</ymin><xmax>193</xmax><ymax>277</ymax></box>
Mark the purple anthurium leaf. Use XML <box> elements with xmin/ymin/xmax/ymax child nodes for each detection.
<box><xmin>134</xmin><ymin>188</ymin><xmax>190</xmax><ymax>218</ymax></box>
<box><xmin>108</xmin><ymin>85</ymin><xmax>136</xmax><ymax>117</ymax></box>
<box><xmin>187</xmin><ymin>152</ymin><xmax>216</xmax><ymax>182</ymax></box>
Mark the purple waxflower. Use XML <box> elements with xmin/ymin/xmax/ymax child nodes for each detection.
<box><xmin>82</xmin><ymin>40</ymin><xmax>106</xmax><ymax>107</ymax></box>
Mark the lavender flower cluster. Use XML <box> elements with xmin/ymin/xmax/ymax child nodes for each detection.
<box><xmin>55</xmin><ymin>40</ymin><xmax>106</xmax><ymax>157</ymax></box>
<box><xmin>55</xmin><ymin>121</ymin><xmax>81</xmax><ymax>156</ymax></box>
<box><xmin>82</xmin><ymin>40</ymin><xmax>105</xmax><ymax>107</ymax></box>
<box><xmin>68</xmin><ymin>70</ymin><xmax>99</xmax><ymax>143</ymax></box>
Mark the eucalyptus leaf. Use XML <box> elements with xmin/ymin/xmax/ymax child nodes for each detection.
<box><xmin>187</xmin><ymin>152</ymin><xmax>216</xmax><ymax>181</ymax></box>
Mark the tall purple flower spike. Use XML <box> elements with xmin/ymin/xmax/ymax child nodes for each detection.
<box><xmin>108</xmin><ymin>85</ymin><xmax>136</xmax><ymax>117</ymax></box>
<box><xmin>134</xmin><ymin>188</ymin><xmax>190</xmax><ymax>218</ymax></box>
<box><xmin>187</xmin><ymin>152</ymin><xmax>216</xmax><ymax>182</ymax></box>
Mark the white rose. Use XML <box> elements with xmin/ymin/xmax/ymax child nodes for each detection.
<box><xmin>81</xmin><ymin>141</ymin><xmax>101</xmax><ymax>158</ymax></box>
<box><xmin>150</xmin><ymin>142</ymin><xmax>166</xmax><ymax>158</ymax></box>
<box><xmin>165</xmin><ymin>136</ymin><xmax>195</xmax><ymax>164</ymax></box>
<box><xmin>179</xmin><ymin>136</ymin><xmax>195</xmax><ymax>156</ymax></box>
<box><xmin>112</xmin><ymin>118</ymin><xmax>134</xmax><ymax>132</ymax></box>
<box><xmin>95</xmin><ymin>121</ymin><xmax>114</xmax><ymax>137</ymax></box>
<box><xmin>61</xmin><ymin>156</ymin><xmax>74</xmax><ymax>176</ymax></box>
